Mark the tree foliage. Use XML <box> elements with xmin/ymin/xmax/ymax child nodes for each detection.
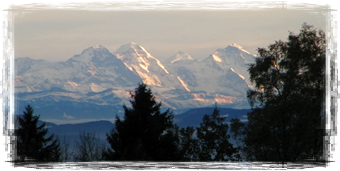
<box><xmin>181</xmin><ymin>107</ymin><xmax>241</xmax><ymax>171</ymax></box>
<box><xmin>105</xmin><ymin>83</ymin><xmax>178</xmax><ymax>161</ymax></box>
<box><xmin>15</xmin><ymin>105</ymin><xmax>61</xmax><ymax>162</ymax></box>
<box><xmin>231</xmin><ymin>23</ymin><xmax>325</xmax><ymax>162</ymax></box>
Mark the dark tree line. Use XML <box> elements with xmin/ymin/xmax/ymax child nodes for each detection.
<box><xmin>175</xmin><ymin>104</ymin><xmax>239</xmax><ymax>161</ymax></box>
<box><xmin>104</xmin><ymin>83</ymin><xmax>237</xmax><ymax>161</ymax></box>
<box><xmin>14</xmin><ymin>23</ymin><xmax>325</xmax><ymax>163</ymax></box>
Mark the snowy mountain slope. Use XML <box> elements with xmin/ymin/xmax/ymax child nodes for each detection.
<box><xmin>15</xmin><ymin>57</ymin><xmax>51</xmax><ymax>76</ymax></box>
<box><xmin>15</xmin><ymin>45</ymin><xmax>140</xmax><ymax>94</ymax></box>
<box><xmin>164</xmin><ymin>61</ymin><xmax>249</xmax><ymax>107</ymax></box>
<box><xmin>164</xmin><ymin>51</ymin><xmax>194</xmax><ymax>64</ymax></box>
<box><xmin>163</xmin><ymin>44</ymin><xmax>256</xmax><ymax>106</ymax></box>
<box><xmin>114</xmin><ymin>42</ymin><xmax>189</xmax><ymax>92</ymax></box>
<box><xmin>15</xmin><ymin>57</ymin><xmax>54</xmax><ymax>93</ymax></box>
<box><xmin>60</xmin><ymin>45</ymin><xmax>141</xmax><ymax>91</ymax></box>
<box><xmin>15</xmin><ymin>43</ymin><xmax>256</xmax><ymax>121</ymax></box>
<box><xmin>202</xmin><ymin>43</ymin><xmax>256</xmax><ymax>80</ymax></box>
<box><xmin>14</xmin><ymin>45</ymin><xmax>143</xmax><ymax>116</ymax></box>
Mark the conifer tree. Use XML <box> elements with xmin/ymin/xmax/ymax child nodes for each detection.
<box><xmin>15</xmin><ymin>105</ymin><xmax>61</xmax><ymax>162</ymax></box>
<box><xmin>196</xmin><ymin>104</ymin><xmax>237</xmax><ymax>161</ymax></box>
<box><xmin>178</xmin><ymin>126</ymin><xmax>200</xmax><ymax>161</ymax></box>
<box><xmin>105</xmin><ymin>83</ymin><xmax>178</xmax><ymax>161</ymax></box>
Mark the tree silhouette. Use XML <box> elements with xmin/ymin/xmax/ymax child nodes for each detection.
<box><xmin>181</xmin><ymin>106</ymin><xmax>241</xmax><ymax>171</ymax></box>
<box><xmin>231</xmin><ymin>23</ymin><xmax>325</xmax><ymax>163</ymax></box>
<box><xmin>73</xmin><ymin>131</ymin><xmax>106</xmax><ymax>162</ymax></box>
<box><xmin>105</xmin><ymin>83</ymin><xmax>178</xmax><ymax>161</ymax></box>
<box><xmin>15</xmin><ymin>105</ymin><xmax>61</xmax><ymax>162</ymax></box>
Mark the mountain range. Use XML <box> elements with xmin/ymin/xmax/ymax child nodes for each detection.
<box><xmin>15</xmin><ymin>42</ymin><xmax>256</xmax><ymax>122</ymax></box>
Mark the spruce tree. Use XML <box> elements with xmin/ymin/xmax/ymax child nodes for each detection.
<box><xmin>196</xmin><ymin>104</ymin><xmax>237</xmax><ymax>161</ymax></box>
<box><xmin>178</xmin><ymin>126</ymin><xmax>200</xmax><ymax>161</ymax></box>
<box><xmin>105</xmin><ymin>83</ymin><xmax>178</xmax><ymax>161</ymax></box>
<box><xmin>15</xmin><ymin>105</ymin><xmax>61</xmax><ymax>162</ymax></box>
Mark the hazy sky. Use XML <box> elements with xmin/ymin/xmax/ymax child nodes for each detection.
<box><xmin>13</xmin><ymin>3</ymin><xmax>328</xmax><ymax>62</ymax></box>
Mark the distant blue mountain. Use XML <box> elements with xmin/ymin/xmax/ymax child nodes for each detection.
<box><xmin>48</xmin><ymin>120</ymin><xmax>114</xmax><ymax>139</ymax></box>
<box><xmin>0</xmin><ymin>110</ymin><xmax>57</xmax><ymax>127</ymax></box>
<box><xmin>174</xmin><ymin>107</ymin><xmax>250</xmax><ymax>128</ymax></box>
<box><xmin>32</xmin><ymin>107</ymin><xmax>250</xmax><ymax>156</ymax></box>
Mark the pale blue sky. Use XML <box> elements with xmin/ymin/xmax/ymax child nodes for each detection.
<box><xmin>14</xmin><ymin>6</ymin><xmax>327</xmax><ymax>62</ymax></box>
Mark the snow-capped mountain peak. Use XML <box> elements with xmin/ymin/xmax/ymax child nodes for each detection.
<box><xmin>115</xmin><ymin>42</ymin><xmax>144</xmax><ymax>55</ymax></box>
<box><xmin>115</xmin><ymin>42</ymin><xmax>158</xmax><ymax>63</ymax></box>
<box><xmin>84</xmin><ymin>45</ymin><xmax>107</xmax><ymax>52</ymax></box>
<box><xmin>228</xmin><ymin>43</ymin><xmax>252</xmax><ymax>55</ymax></box>
<box><xmin>230</xmin><ymin>43</ymin><xmax>243</xmax><ymax>49</ymax></box>
<box><xmin>114</xmin><ymin>42</ymin><xmax>180</xmax><ymax>87</ymax></box>
<box><xmin>114</xmin><ymin>42</ymin><xmax>130</xmax><ymax>54</ymax></box>
<box><xmin>67</xmin><ymin>45</ymin><xmax>113</xmax><ymax>63</ymax></box>
<box><xmin>91</xmin><ymin>45</ymin><xmax>107</xmax><ymax>50</ymax></box>
<box><xmin>202</xmin><ymin>43</ymin><xmax>256</xmax><ymax>67</ymax></box>
<box><xmin>165</xmin><ymin>51</ymin><xmax>194</xmax><ymax>64</ymax></box>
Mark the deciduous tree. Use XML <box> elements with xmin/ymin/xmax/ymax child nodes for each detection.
<box><xmin>73</xmin><ymin>131</ymin><xmax>106</xmax><ymax>162</ymax></box>
<box><xmin>231</xmin><ymin>23</ymin><xmax>325</xmax><ymax>163</ymax></box>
